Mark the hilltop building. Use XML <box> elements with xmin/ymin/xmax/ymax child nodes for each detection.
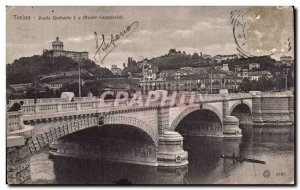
<box><xmin>43</xmin><ymin>37</ymin><xmax>89</xmax><ymax>61</ymax></box>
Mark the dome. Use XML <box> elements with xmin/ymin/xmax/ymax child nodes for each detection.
<box><xmin>52</xmin><ymin>36</ymin><xmax>63</xmax><ymax>46</ymax></box>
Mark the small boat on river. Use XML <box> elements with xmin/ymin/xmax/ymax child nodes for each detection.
<box><xmin>220</xmin><ymin>154</ymin><xmax>266</xmax><ymax>164</ymax></box>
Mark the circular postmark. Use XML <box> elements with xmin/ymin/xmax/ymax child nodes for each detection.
<box><xmin>230</xmin><ymin>7</ymin><xmax>293</xmax><ymax>58</ymax></box>
<box><xmin>263</xmin><ymin>169</ymin><xmax>271</xmax><ymax>178</ymax></box>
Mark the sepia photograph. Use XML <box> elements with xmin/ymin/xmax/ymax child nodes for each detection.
<box><xmin>5</xmin><ymin>6</ymin><xmax>295</xmax><ymax>185</ymax></box>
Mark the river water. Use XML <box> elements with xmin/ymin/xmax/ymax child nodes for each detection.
<box><xmin>30</xmin><ymin>126</ymin><xmax>294</xmax><ymax>184</ymax></box>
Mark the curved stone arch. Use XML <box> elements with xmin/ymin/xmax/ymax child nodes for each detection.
<box><xmin>229</xmin><ymin>101</ymin><xmax>252</xmax><ymax>116</ymax></box>
<box><xmin>202</xmin><ymin>103</ymin><xmax>223</xmax><ymax>123</ymax></box>
<box><xmin>103</xmin><ymin>115</ymin><xmax>158</xmax><ymax>147</ymax></box>
<box><xmin>28</xmin><ymin>115</ymin><xmax>157</xmax><ymax>155</ymax></box>
<box><xmin>169</xmin><ymin>104</ymin><xmax>222</xmax><ymax>131</ymax></box>
<box><xmin>29</xmin><ymin>117</ymin><xmax>98</xmax><ymax>155</ymax></box>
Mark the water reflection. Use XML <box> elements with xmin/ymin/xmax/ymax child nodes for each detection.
<box><xmin>30</xmin><ymin>125</ymin><xmax>294</xmax><ymax>184</ymax></box>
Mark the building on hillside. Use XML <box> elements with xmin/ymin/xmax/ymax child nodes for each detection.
<box><xmin>235</xmin><ymin>65</ymin><xmax>243</xmax><ymax>72</ymax></box>
<box><xmin>249</xmin><ymin>63</ymin><xmax>260</xmax><ymax>70</ymax></box>
<box><xmin>213</xmin><ymin>54</ymin><xmax>238</xmax><ymax>63</ymax></box>
<box><xmin>208</xmin><ymin>67</ymin><xmax>227</xmax><ymax>79</ymax></box>
<box><xmin>139</xmin><ymin>71</ymin><xmax>242</xmax><ymax>93</ymax></box>
<box><xmin>236</xmin><ymin>68</ymin><xmax>249</xmax><ymax>78</ymax></box>
<box><xmin>175</xmin><ymin>67</ymin><xmax>196</xmax><ymax>79</ymax></box>
<box><xmin>110</xmin><ymin>65</ymin><xmax>122</xmax><ymax>75</ymax></box>
<box><xmin>143</xmin><ymin>65</ymin><xmax>159</xmax><ymax>80</ymax></box>
<box><xmin>43</xmin><ymin>37</ymin><xmax>89</xmax><ymax>61</ymax></box>
<box><xmin>248</xmin><ymin>70</ymin><xmax>273</xmax><ymax>81</ymax></box>
<box><xmin>137</xmin><ymin>60</ymin><xmax>152</xmax><ymax>68</ymax></box>
<box><xmin>41</xmin><ymin>77</ymin><xmax>93</xmax><ymax>90</ymax></box>
<box><xmin>221</xmin><ymin>63</ymin><xmax>229</xmax><ymax>72</ymax></box>
<box><xmin>40</xmin><ymin>69</ymin><xmax>93</xmax><ymax>81</ymax></box>
<box><xmin>9</xmin><ymin>83</ymin><xmax>47</xmax><ymax>94</ymax></box>
<box><xmin>280</xmin><ymin>55</ymin><xmax>293</xmax><ymax>65</ymax></box>
<box><xmin>159</xmin><ymin>70</ymin><xmax>176</xmax><ymax>79</ymax></box>
<box><xmin>9</xmin><ymin>83</ymin><xmax>33</xmax><ymax>93</ymax></box>
<box><xmin>43</xmin><ymin>82</ymin><xmax>63</xmax><ymax>90</ymax></box>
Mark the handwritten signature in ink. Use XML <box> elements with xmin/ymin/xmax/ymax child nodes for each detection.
<box><xmin>94</xmin><ymin>21</ymin><xmax>139</xmax><ymax>64</ymax></box>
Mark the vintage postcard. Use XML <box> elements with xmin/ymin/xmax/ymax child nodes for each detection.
<box><xmin>6</xmin><ymin>6</ymin><xmax>295</xmax><ymax>185</ymax></box>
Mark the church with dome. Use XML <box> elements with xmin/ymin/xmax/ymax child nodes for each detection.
<box><xmin>43</xmin><ymin>37</ymin><xmax>89</xmax><ymax>61</ymax></box>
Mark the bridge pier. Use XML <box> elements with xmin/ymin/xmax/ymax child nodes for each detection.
<box><xmin>157</xmin><ymin>107</ymin><xmax>188</xmax><ymax>167</ymax></box>
<box><xmin>222</xmin><ymin>97</ymin><xmax>242</xmax><ymax>138</ymax></box>
<box><xmin>6</xmin><ymin>111</ymin><xmax>34</xmax><ymax>184</ymax></box>
<box><xmin>250</xmin><ymin>91</ymin><xmax>264</xmax><ymax>126</ymax></box>
<box><xmin>222</xmin><ymin>116</ymin><xmax>241</xmax><ymax>138</ymax></box>
<box><xmin>157</xmin><ymin>131</ymin><xmax>188</xmax><ymax>167</ymax></box>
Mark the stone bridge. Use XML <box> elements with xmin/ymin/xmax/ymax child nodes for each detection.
<box><xmin>6</xmin><ymin>91</ymin><xmax>294</xmax><ymax>184</ymax></box>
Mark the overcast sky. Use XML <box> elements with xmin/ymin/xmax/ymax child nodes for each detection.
<box><xmin>6</xmin><ymin>6</ymin><xmax>294</xmax><ymax>68</ymax></box>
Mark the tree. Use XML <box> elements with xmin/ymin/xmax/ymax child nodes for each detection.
<box><xmin>168</xmin><ymin>49</ymin><xmax>177</xmax><ymax>55</ymax></box>
<box><xmin>61</xmin><ymin>83</ymin><xmax>79</xmax><ymax>96</ymax></box>
<box><xmin>239</xmin><ymin>78</ymin><xmax>251</xmax><ymax>92</ymax></box>
<box><xmin>82</xmin><ymin>80</ymin><xmax>105</xmax><ymax>97</ymax></box>
<box><xmin>191</xmin><ymin>53</ymin><xmax>200</xmax><ymax>59</ymax></box>
<box><xmin>273</xmin><ymin>75</ymin><xmax>285</xmax><ymax>90</ymax></box>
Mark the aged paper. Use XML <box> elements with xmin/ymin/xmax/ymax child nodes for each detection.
<box><xmin>6</xmin><ymin>6</ymin><xmax>295</xmax><ymax>185</ymax></box>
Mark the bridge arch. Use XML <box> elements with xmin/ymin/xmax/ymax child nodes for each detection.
<box><xmin>229</xmin><ymin>100</ymin><xmax>252</xmax><ymax>116</ymax></box>
<box><xmin>28</xmin><ymin>115</ymin><xmax>158</xmax><ymax>155</ymax></box>
<box><xmin>103</xmin><ymin>115</ymin><xmax>158</xmax><ymax>147</ymax></box>
<box><xmin>170</xmin><ymin>104</ymin><xmax>222</xmax><ymax>132</ymax></box>
<box><xmin>229</xmin><ymin>102</ymin><xmax>253</xmax><ymax>131</ymax></box>
<box><xmin>56</xmin><ymin>122</ymin><xmax>158</xmax><ymax>167</ymax></box>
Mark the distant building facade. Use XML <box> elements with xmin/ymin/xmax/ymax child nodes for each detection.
<box><xmin>40</xmin><ymin>69</ymin><xmax>93</xmax><ymax>81</ymax></box>
<box><xmin>159</xmin><ymin>70</ymin><xmax>176</xmax><ymax>79</ymax></box>
<box><xmin>43</xmin><ymin>83</ymin><xmax>63</xmax><ymax>90</ymax></box>
<box><xmin>221</xmin><ymin>63</ymin><xmax>229</xmax><ymax>72</ymax></box>
<box><xmin>249</xmin><ymin>63</ymin><xmax>260</xmax><ymax>70</ymax></box>
<box><xmin>280</xmin><ymin>55</ymin><xmax>293</xmax><ymax>63</ymax></box>
<box><xmin>213</xmin><ymin>54</ymin><xmax>238</xmax><ymax>63</ymax></box>
<box><xmin>143</xmin><ymin>65</ymin><xmax>159</xmax><ymax>80</ymax></box>
<box><xmin>236</xmin><ymin>68</ymin><xmax>249</xmax><ymax>78</ymax></box>
<box><xmin>248</xmin><ymin>70</ymin><xmax>273</xmax><ymax>81</ymax></box>
<box><xmin>139</xmin><ymin>67</ymin><xmax>242</xmax><ymax>93</ymax></box>
<box><xmin>9</xmin><ymin>83</ymin><xmax>33</xmax><ymax>93</ymax></box>
<box><xmin>280</xmin><ymin>56</ymin><xmax>293</xmax><ymax>66</ymax></box>
<box><xmin>43</xmin><ymin>37</ymin><xmax>89</xmax><ymax>61</ymax></box>
<box><xmin>111</xmin><ymin>65</ymin><xmax>122</xmax><ymax>75</ymax></box>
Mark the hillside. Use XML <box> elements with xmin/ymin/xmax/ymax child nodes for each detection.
<box><xmin>6</xmin><ymin>55</ymin><xmax>113</xmax><ymax>85</ymax></box>
<box><xmin>146</xmin><ymin>50</ymin><xmax>278</xmax><ymax>72</ymax></box>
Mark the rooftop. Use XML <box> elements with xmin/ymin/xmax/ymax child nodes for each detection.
<box><xmin>52</xmin><ymin>36</ymin><xmax>63</xmax><ymax>45</ymax></box>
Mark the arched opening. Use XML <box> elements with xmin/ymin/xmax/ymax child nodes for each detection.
<box><xmin>55</xmin><ymin>125</ymin><xmax>157</xmax><ymax>165</ymax></box>
<box><xmin>173</xmin><ymin>109</ymin><xmax>224</xmax><ymax>183</ymax></box>
<box><xmin>230</xmin><ymin>103</ymin><xmax>252</xmax><ymax>135</ymax></box>
<box><xmin>175</xmin><ymin>109</ymin><xmax>223</xmax><ymax>137</ymax></box>
<box><xmin>53</xmin><ymin>124</ymin><xmax>158</xmax><ymax>183</ymax></box>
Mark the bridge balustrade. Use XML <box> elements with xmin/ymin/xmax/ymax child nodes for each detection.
<box><xmin>227</xmin><ymin>93</ymin><xmax>252</xmax><ymax>99</ymax></box>
<box><xmin>6</xmin><ymin>111</ymin><xmax>23</xmax><ymax>133</ymax></box>
<box><xmin>8</xmin><ymin>98</ymin><xmax>68</xmax><ymax>106</ymax></box>
<box><xmin>74</xmin><ymin>97</ymin><xmax>95</xmax><ymax>102</ymax></box>
<box><xmin>13</xmin><ymin>92</ymin><xmax>293</xmax><ymax>116</ymax></box>
<box><xmin>261</xmin><ymin>91</ymin><xmax>293</xmax><ymax>97</ymax></box>
<box><xmin>9</xmin><ymin>99</ymin><xmax>35</xmax><ymax>106</ymax></box>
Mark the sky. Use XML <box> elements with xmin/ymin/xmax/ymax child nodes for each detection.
<box><xmin>6</xmin><ymin>6</ymin><xmax>294</xmax><ymax>68</ymax></box>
